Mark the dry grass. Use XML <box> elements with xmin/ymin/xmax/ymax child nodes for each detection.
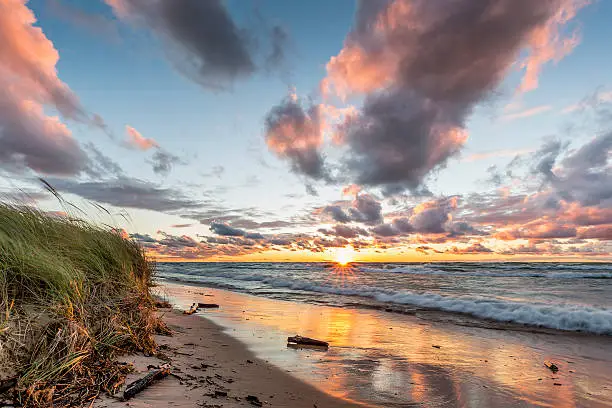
<box><xmin>0</xmin><ymin>203</ymin><xmax>167</xmax><ymax>406</ymax></box>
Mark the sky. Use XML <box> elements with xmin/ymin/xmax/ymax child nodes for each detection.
<box><xmin>1</xmin><ymin>0</ymin><xmax>611</xmax><ymax>262</ymax></box>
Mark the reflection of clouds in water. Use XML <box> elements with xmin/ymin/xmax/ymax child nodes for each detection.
<box><xmin>163</xmin><ymin>283</ymin><xmax>612</xmax><ymax>408</ymax></box>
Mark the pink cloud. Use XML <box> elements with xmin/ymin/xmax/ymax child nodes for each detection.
<box><xmin>0</xmin><ymin>0</ymin><xmax>88</xmax><ymax>175</ymax></box>
<box><xmin>312</xmin><ymin>0</ymin><xmax>586</xmax><ymax>191</ymax></box>
<box><xmin>518</xmin><ymin>0</ymin><xmax>589</xmax><ymax>93</ymax></box>
<box><xmin>464</xmin><ymin>148</ymin><xmax>533</xmax><ymax>162</ymax></box>
<box><xmin>125</xmin><ymin>125</ymin><xmax>159</xmax><ymax>150</ymax></box>
<box><xmin>501</xmin><ymin>105</ymin><xmax>553</xmax><ymax>121</ymax></box>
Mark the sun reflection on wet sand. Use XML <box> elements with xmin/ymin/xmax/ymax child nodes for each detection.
<box><xmin>163</xmin><ymin>282</ymin><xmax>612</xmax><ymax>407</ymax></box>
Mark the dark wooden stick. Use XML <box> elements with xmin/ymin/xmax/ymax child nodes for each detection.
<box><xmin>122</xmin><ymin>367</ymin><xmax>170</xmax><ymax>400</ymax></box>
<box><xmin>287</xmin><ymin>335</ymin><xmax>329</xmax><ymax>348</ymax></box>
<box><xmin>197</xmin><ymin>303</ymin><xmax>219</xmax><ymax>309</ymax></box>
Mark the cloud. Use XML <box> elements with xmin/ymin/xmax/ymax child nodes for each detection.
<box><xmin>0</xmin><ymin>0</ymin><xmax>93</xmax><ymax>175</ymax></box>
<box><xmin>323</xmin><ymin>205</ymin><xmax>352</xmax><ymax>223</ymax></box>
<box><xmin>209</xmin><ymin>222</ymin><xmax>264</xmax><ymax>240</ymax></box>
<box><xmin>84</xmin><ymin>142</ymin><xmax>124</xmax><ymax>178</ymax></box>
<box><xmin>534</xmin><ymin>132</ymin><xmax>612</xmax><ymax>206</ymax></box>
<box><xmin>464</xmin><ymin>148</ymin><xmax>533</xmax><ymax>162</ymax></box>
<box><xmin>369</xmin><ymin>196</ymin><xmax>463</xmax><ymax>237</ymax></box>
<box><xmin>150</xmin><ymin>150</ymin><xmax>182</xmax><ymax>175</ymax></box>
<box><xmin>319</xmin><ymin>224</ymin><xmax>369</xmax><ymax>239</ymax></box>
<box><xmin>125</xmin><ymin>125</ymin><xmax>159</xmax><ymax>150</ymax></box>
<box><xmin>209</xmin><ymin>222</ymin><xmax>245</xmax><ymax>237</ymax></box>
<box><xmin>322</xmin><ymin>193</ymin><xmax>384</xmax><ymax>225</ymax></box>
<box><xmin>577</xmin><ymin>225</ymin><xmax>612</xmax><ymax>240</ymax></box>
<box><xmin>0</xmin><ymin>90</ymin><xmax>89</xmax><ymax>175</ymax></box>
<box><xmin>348</xmin><ymin>194</ymin><xmax>383</xmax><ymax>225</ymax></box>
<box><xmin>316</xmin><ymin>0</ymin><xmax>586</xmax><ymax>192</ymax></box>
<box><xmin>496</xmin><ymin>222</ymin><xmax>577</xmax><ymax>240</ymax></box>
<box><xmin>48</xmin><ymin>177</ymin><xmax>202</xmax><ymax>212</ymax></box>
<box><xmin>105</xmin><ymin>0</ymin><xmax>286</xmax><ymax>89</ymax></box>
<box><xmin>266</xmin><ymin>25</ymin><xmax>288</xmax><ymax>69</ymax></box>
<box><xmin>501</xmin><ymin>105</ymin><xmax>553</xmax><ymax>121</ymax></box>
<box><xmin>448</xmin><ymin>242</ymin><xmax>493</xmax><ymax>254</ymax></box>
<box><xmin>562</xmin><ymin>89</ymin><xmax>612</xmax><ymax>113</ymax></box>
<box><xmin>47</xmin><ymin>0</ymin><xmax>119</xmax><ymax>39</ymax></box>
<box><xmin>264</xmin><ymin>93</ymin><xmax>327</xmax><ymax>179</ymax></box>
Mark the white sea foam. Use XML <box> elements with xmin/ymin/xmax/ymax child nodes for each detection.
<box><xmin>163</xmin><ymin>270</ymin><xmax>612</xmax><ymax>335</ymax></box>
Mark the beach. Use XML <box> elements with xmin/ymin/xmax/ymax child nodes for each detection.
<box><xmin>96</xmin><ymin>305</ymin><xmax>357</xmax><ymax>408</ymax></box>
<box><xmin>101</xmin><ymin>279</ymin><xmax>612</xmax><ymax>407</ymax></box>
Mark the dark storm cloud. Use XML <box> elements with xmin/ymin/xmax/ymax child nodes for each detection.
<box><xmin>47</xmin><ymin>177</ymin><xmax>201</xmax><ymax>212</ymax></box>
<box><xmin>264</xmin><ymin>96</ymin><xmax>327</xmax><ymax>179</ymax></box>
<box><xmin>322</xmin><ymin>0</ymin><xmax>585</xmax><ymax>192</ymax></box>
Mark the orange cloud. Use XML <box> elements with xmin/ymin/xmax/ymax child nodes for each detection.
<box><xmin>125</xmin><ymin>125</ymin><xmax>159</xmax><ymax>150</ymax></box>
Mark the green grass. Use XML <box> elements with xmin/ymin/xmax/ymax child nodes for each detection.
<box><xmin>0</xmin><ymin>203</ymin><xmax>165</xmax><ymax>406</ymax></box>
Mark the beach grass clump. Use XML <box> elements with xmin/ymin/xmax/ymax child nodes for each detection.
<box><xmin>0</xmin><ymin>203</ymin><xmax>166</xmax><ymax>406</ymax></box>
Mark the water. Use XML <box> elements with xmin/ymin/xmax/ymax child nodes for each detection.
<box><xmin>157</xmin><ymin>262</ymin><xmax>612</xmax><ymax>335</ymax></box>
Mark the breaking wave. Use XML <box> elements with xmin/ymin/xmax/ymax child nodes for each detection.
<box><xmin>163</xmin><ymin>271</ymin><xmax>612</xmax><ymax>335</ymax></box>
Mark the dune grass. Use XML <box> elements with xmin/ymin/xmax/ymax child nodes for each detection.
<box><xmin>0</xmin><ymin>203</ymin><xmax>166</xmax><ymax>406</ymax></box>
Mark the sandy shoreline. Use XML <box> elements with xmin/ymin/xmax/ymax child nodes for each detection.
<box><xmin>96</xmin><ymin>307</ymin><xmax>361</xmax><ymax>408</ymax></box>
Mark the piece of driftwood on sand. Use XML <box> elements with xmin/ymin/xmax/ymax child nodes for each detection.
<box><xmin>122</xmin><ymin>366</ymin><xmax>170</xmax><ymax>400</ymax></box>
<box><xmin>197</xmin><ymin>303</ymin><xmax>220</xmax><ymax>309</ymax></box>
<box><xmin>287</xmin><ymin>335</ymin><xmax>329</xmax><ymax>348</ymax></box>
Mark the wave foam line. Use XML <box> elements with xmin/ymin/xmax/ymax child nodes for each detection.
<box><xmin>162</xmin><ymin>271</ymin><xmax>612</xmax><ymax>335</ymax></box>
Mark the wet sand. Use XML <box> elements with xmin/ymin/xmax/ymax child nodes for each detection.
<box><xmin>96</xmin><ymin>307</ymin><xmax>360</xmax><ymax>408</ymax></box>
<box><xmin>158</xmin><ymin>282</ymin><xmax>612</xmax><ymax>408</ymax></box>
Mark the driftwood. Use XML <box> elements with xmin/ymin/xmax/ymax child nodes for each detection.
<box><xmin>183</xmin><ymin>303</ymin><xmax>198</xmax><ymax>315</ymax></box>
<box><xmin>544</xmin><ymin>361</ymin><xmax>559</xmax><ymax>373</ymax></box>
<box><xmin>287</xmin><ymin>335</ymin><xmax>329</xmax><ymax>348</ymax></box>
<box><xmin>197</xmin><ymin>303</ymin><xmax>219</xmax><ymax>309</ymax></box>
<box><xmin>122</xmin><ymin>366</ymin><xmax>170</xmax><ymax>400</ymax></box>
<box><xmin>246</xmin><ymin>395</ymin><xmax>263</xmax><ymax>407</ymax></box>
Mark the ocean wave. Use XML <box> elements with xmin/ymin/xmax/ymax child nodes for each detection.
<box><xmin>162</xmin><ymin>272</ymin><xmax>612</xmax><ymax>335</ymax></box>
<box><xmin>357</xmin><ymin>266</ymin><xmax>612</xmax><ymax>279</ymax></box>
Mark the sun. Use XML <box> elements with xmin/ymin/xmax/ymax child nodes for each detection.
<box><xmin>334</xmin><ymin>247</ymin><xmax>354</xmax><ymax>266</ymax></box>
